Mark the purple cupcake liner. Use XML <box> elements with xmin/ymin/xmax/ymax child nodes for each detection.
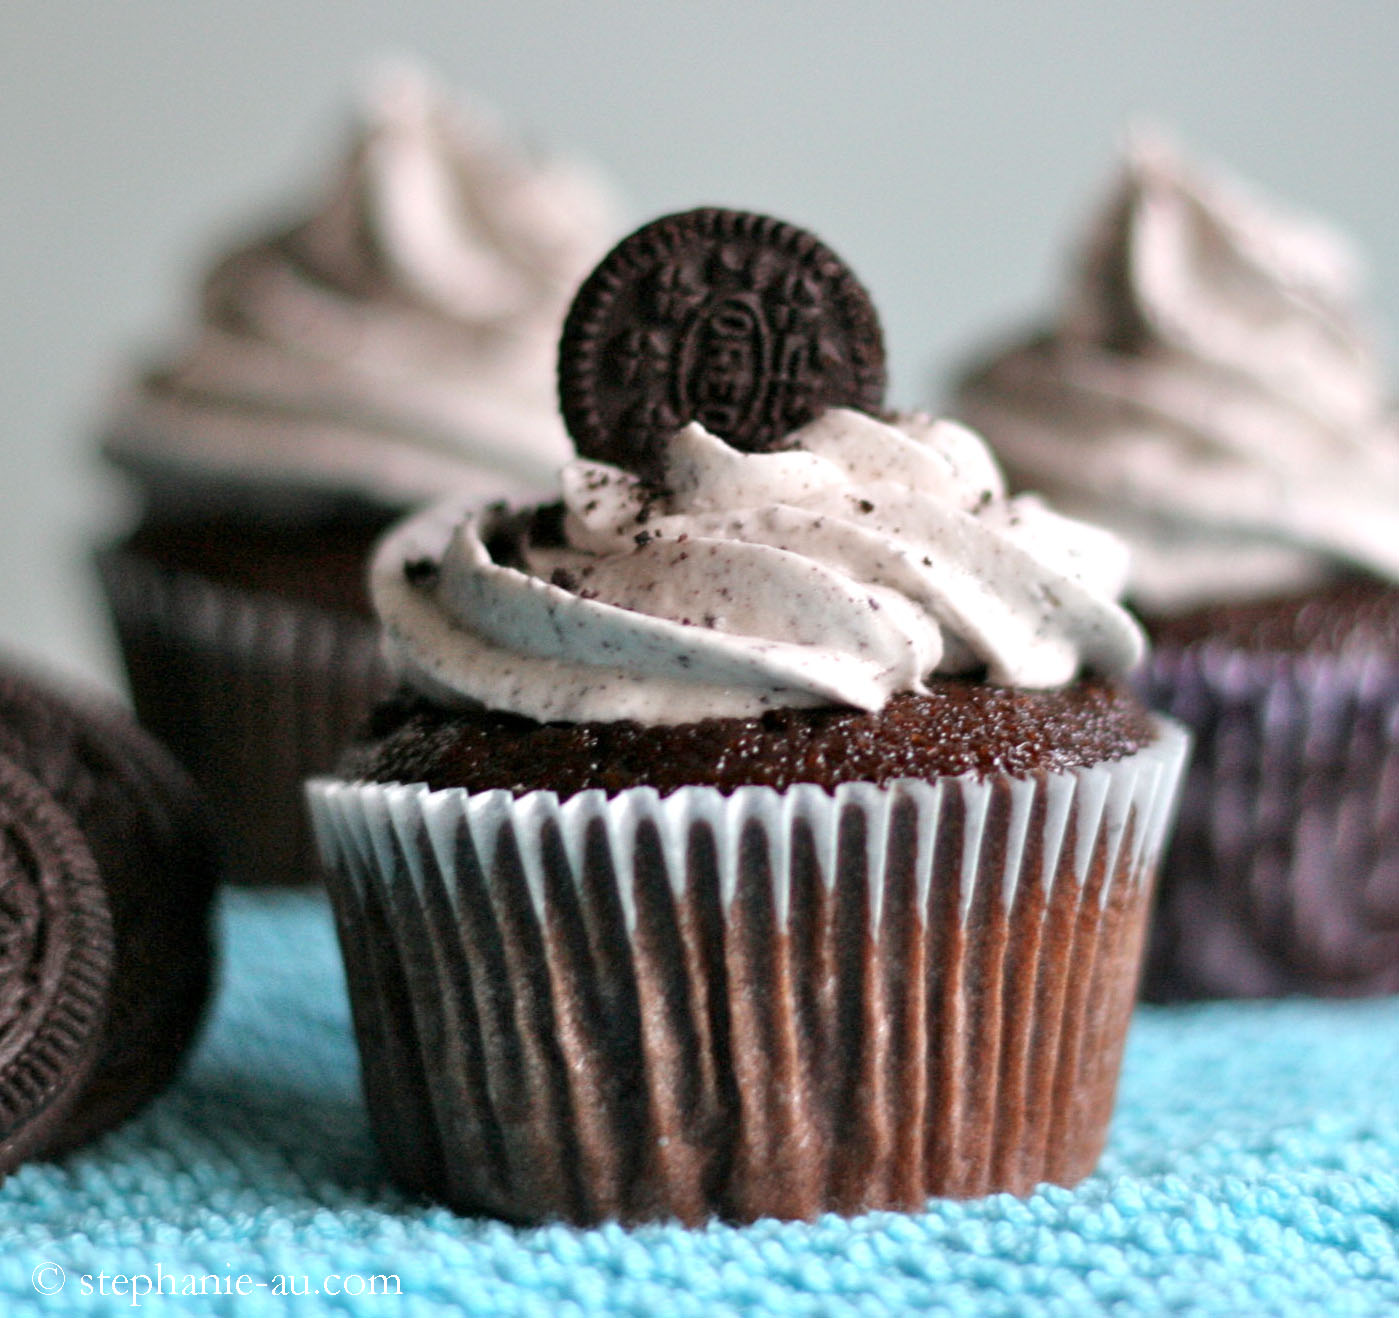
<box><xmin>308</xmin><ymin>719</ymin><xmax>1187</xmax><ymax>1225</ymax></box>
<box><xmin>96</xmin><ymin>544</ymin><xmax>393</xmax><ymax>886</ymax></box>
<box><xmin>1137</xmin><ymin>643</ymin><xmax>1399</xmax><ymax>999</ymax></box>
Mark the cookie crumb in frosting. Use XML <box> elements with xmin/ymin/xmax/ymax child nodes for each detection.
<box><xmin>404</xmin><ymin>558</ymin><xmax>439</xmax><ymax>585</ymax></box>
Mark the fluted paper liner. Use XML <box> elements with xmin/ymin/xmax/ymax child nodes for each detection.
<box><xmin>308</xmin><ymin>719</ymin><xmax>1188</xmax><ymax>1225</ymax></box>
<box><xmin>1139</xmin><ymin>643</ymin><xmax>1399</xmax><ymax>999</ymax></box>
<box><xmin>97</xmin><ymin>545</ymin><xmax>392</xmax><ymax>886</ymax></box>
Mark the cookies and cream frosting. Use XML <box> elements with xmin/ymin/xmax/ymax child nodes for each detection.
<box><xmin>103</xmin><ymin>64</ymin><xmax>617</xmax><ymax>515</ymax></box>
<box><xmin>955</xmin><ymin>132</ymin><xmax>1399</xmax><ymax>613</ymax></box>
<box><xmin>374</xmin><ymin>408</ymin><xmax>1144</xmax><ymax>724</ymax></box>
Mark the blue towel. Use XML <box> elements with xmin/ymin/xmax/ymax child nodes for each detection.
<box><xmin>2</xmin><ymin>889</ymin><xmax>1397</xmax><ymax>1316</ymax></box>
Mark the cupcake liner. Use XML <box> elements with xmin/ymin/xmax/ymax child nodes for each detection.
<box><xmin>308</xmin><ymin>719</ymin><xmax>1187</xmax><ymax>1225</ymax></box>
<box><xmin>1138</xmin><ymin>643</ymin><xmax>1399</xmax><ymax>1000</ymax></box>
<box><xmin>97</xmin><ymin>544</ymin><xmax>392</xmax><ymax>886</ymax></box>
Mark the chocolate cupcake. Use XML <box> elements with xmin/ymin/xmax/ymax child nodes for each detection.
<box><xmin>953</xmin><ymin>133</ymin><xmax>1399</xmax><ymax>999</ymax></box>
<box><xmin>309</xmin><ymin>208</ymin><xmax>1188</xmax><ymax>1225</ymax></box>
<box><xmin>0</xmin><ymin>661</ymin><xmax>219</xmax><ymax>1164</ymax></box>
<box><xmin>97</xmin><ymin>62</ymin><xmax>619</xmax><ymax>885</ymax></box>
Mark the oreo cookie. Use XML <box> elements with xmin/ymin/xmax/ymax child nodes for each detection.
<box><xmin>0</xmin><ymin>757</ymin><xmax>113</xmax><ymax>1177</ymax></box>
<box><xmin>559</xmin><ymin>208</ymin><xmax>886</xmax><ymax>475</ymax></box>
<box><xmin>0</xmin><ymin>665</ymin><xmax>219</xmax><ymax>1154</ymax></box>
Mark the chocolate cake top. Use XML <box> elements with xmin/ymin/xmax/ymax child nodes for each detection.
<box><xmin>345</xmin><ymin>679</ymin><xmax>1158</xmax><ymax>795</ymax></box>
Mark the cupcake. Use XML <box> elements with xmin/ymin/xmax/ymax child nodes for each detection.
<box><xmin>953</xmin><ymin>133</ymin><xmax>1399</xmax><ymax>999</ymax></box>
<box><xmin>309</xmin><ymin>208</ymin><xmax>1188</xmax><ymax>1225</ymax></box>
<box><xmin>97</xmin><ymin>62</ymin><xmax>618</xmax><ymax>885</ymax></box>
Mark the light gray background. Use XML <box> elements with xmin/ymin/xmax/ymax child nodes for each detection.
<box><xmin>3</xmin><ymin>1</ymin><xmax>1397</xmax><ymax>695</ymax></box>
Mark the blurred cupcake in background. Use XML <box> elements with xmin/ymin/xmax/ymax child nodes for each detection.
<box><xmin>953</xmin><ymin>131</ymin><xmax>1399</xmax><ymax>999</ymax></box>
<box><xmin>96</xmin><ymin>61</ymin><xmax>620</xmax><ymax>885</ymax></box>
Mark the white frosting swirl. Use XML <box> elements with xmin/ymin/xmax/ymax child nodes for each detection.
<box><xmin>103</xmin><ymin>63</ymin><xmax>618</xmax><ymax>515</ymax></box>
<box><xmin>955</xmin><ymin>132</ymin><xmax>1399</xmax><ymax>613</ymax></box>
<box><xmin>374</xmin><ymin>409</ymin><xmax>1144</xmax><ymax>724</ymax></box>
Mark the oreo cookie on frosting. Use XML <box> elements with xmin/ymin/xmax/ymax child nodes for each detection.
<box><xmin>312</xmin><ymin>207</ymin><xmax>1188</xmax><ymax>1224</ymax></box>
<box><xmin>560</xmin><ymin>207</ymin><xmax>886</xmax><ymax>475</ymax></box>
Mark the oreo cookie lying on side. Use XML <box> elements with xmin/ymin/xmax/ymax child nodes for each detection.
<box><xmin>0</xmin><ymin>662</ymin><xmax>219</xmax><ymax>1172</ymax></box>
<box><xmin>0</xmin><ymin>759</ymin><xmax>113</xmax><ymax>1176</ymax></box>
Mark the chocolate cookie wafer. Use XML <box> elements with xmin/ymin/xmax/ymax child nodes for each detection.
<box><xmin>0</xmin><ymin>757</ymin><xmax>113</xmax><ymax>1176</ymax></box>
<box><xmin>0</xmin><ymin>664</ymin><xmax>218</xmax><ymax>1150</ymax></box>
<box><xmin>559</xmin><ymin>208</ymin><xmax>886</xmax><ymax>476</ymax></box>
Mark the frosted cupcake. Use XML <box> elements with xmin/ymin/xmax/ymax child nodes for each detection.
<box><xmin>97</xmin><ymin>63</ymin><xmax>618</xmax><ymax>884</ymax></box>
<box><xmin>954</xmin><ymin>134</ymin><xmax>1399</xmax><ymax>998</ymax></box>
<box><xmin>309</xmin><ymin>208</ymin><xmax>1188</xmax><ymax>1224</ymax></box>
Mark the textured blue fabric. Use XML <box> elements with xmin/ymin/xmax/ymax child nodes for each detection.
<box><xmin>1</xmin><ymin>890</ymin><xmax>1397</xmax><ymax>1317</ymax></box>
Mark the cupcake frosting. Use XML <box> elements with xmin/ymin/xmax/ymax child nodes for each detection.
<box><xmin>103</xmin><ymin>64</ymin><xmax>618</xmax><ymax>516</ymax></box>
<box><xmin>955</xmin><ymin>132</ymin><xmax>1399</xmax><ymax>613</ymax></box>
<box><xmin>374</xmin><ymin>408</ymin><xmax>1144</xmax><ymax>724</ymax></box>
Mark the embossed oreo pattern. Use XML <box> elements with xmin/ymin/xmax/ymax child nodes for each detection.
<box><xmin>559</xmin><ymin>209</ymin><xmax>886</xmax><ymax>473</ymax></box>
<box><xmin>0</xmin><ymin>758</ymin><xmax>112</xmax><ymax>1176</ymax></box>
